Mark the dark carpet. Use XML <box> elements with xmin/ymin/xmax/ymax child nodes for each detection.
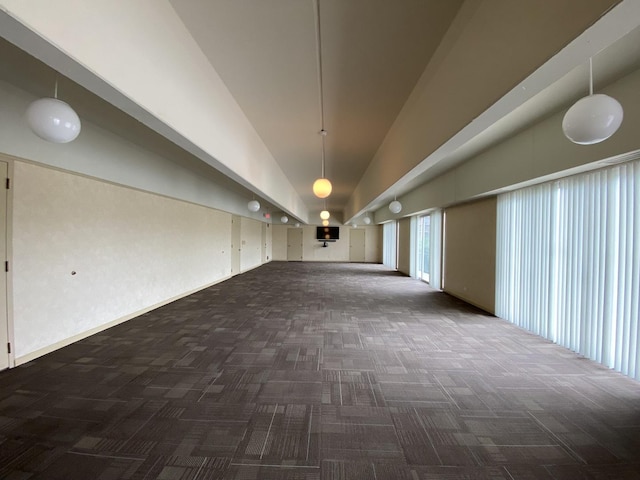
<box><xmin>1</xmin><ymin>261</ymin><xmax>640</xmax><ymax>479</ymax></box>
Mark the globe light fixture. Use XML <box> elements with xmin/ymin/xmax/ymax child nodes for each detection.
<box><xmin>247</xmin><ymin>199</ymin><xmax>260</xmax><ymax>212</ymax></box>
<box><xmin>295</xmin><ymin>222</ymin><xmax>301</xmax><ymax>228</ymax></box>
<box><xmin>322</xmin><ymin>220</ymin><xmax>329</xmax><ymax>226</ymax></box>
<box><xmin>320</xmin><ymin>210</ymin><xmax>330</xmax><ymax>220</ymax></box>
<box><xmin>26</xmin><ymin>79</ymin><xmax>81</xmax><ymax>143</ymax></box>
<box><xmin>281</xmin><ymin>215</ymin><xmax>289</xmax><ymax>224</ymax></box>
<box><xmin>389</xmin><ymin>198</ymin><xmax>402</xmax><ymax>214</ymax></box>
<box><xmin>313</xmin><ymin>176</ymin><xmax>332</xmax><ymax>199</ymax></box>
<box><xmin>562</xmin><ymin>58</ymin><xmax>623</xmax><ymax>145</ymax></box>
<box><xmin>363</xmin><ymin>215</ymin><xmax>371</xmax><ymax>225</ymax></box>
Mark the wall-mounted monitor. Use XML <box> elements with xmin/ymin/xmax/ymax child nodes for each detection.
<box><xmin>316</xmin><ymin>226</ymin><xmax>339</xmax><ymax>241</ymax></box>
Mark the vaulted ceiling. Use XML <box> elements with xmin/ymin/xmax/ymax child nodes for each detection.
<box><xmin>1</xmin><ymin>0</ymin><xmax>638</xmax><ymax>224</ymax></box>
<box><xmin>168</xmin><ymin>0</ymin><xmax>463</xmax><ymax>217</ymax></box>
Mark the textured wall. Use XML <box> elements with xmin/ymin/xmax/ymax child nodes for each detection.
<box><xmin>443</xmin><ymin>197</ymin><xmax>497</xmax><ymax>313</ymax></box>
<box><xmin>396</xmin><ymin>218</ymin><xmax>412</xmax><ymax>276</ymax></box>
<box><xmin>12</xmin><ymin>161</ymin><xmax>232</xmax><ymax>359</ymax></box>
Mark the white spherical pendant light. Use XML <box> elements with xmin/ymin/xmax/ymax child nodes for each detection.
<box><xmin>247</xmin><ymin>200</ymin><xmax>260</xmax><ymax>212</ymax></box>
<box><xmin>322</xmin><ymin>220</ymin><xmax>329</xmax><ymax>226</ymax></box>
<box><xmin>562</xmin><ymin>94</ymin><xmax>623</xmax><ymax>145</ymax></box>
<box><xmin>562</xmin><ymin>58</ymin><xmax>624</xmax><ymax>145</ymax></box>
<box><xmin>320</xmin><ymin>210</ymin><xmax>330</xmax><ymax>220</ymax></box>
<box><xmin>389</xmin><ymin>200</ymin><xmax>402</xmax><ymax>214</ymax></box>
<box><xmin>26</xmin><ymin>97</ymin><xmax>81</xmax><ymax>143</ymax></box>
<box><xmin>280</xmin><ymin>215</ymin><xmax>289</xmax><ymax>224</ymax></box>
<box><xmin>363</xmin><ymin>216</ymin><xmax>371</xmax><ymax>225</ymax></box>
<box><xmin>313</xmin><ymin>178</ymin><xmax>332</xmax><ymax>199</ymax></box>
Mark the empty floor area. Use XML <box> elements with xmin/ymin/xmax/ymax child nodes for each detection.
<box><xmin>1</xmin><ymin>262</ymin><xmax>640</xmax><ymax>479</ymax></box>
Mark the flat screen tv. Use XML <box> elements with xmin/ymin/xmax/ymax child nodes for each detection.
<box><xmin>316</xmin><ymin>226</ymin><xmax>339</xmax><ymax>241</ymax></box>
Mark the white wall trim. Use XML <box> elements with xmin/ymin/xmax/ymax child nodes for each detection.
<box><xmin>0</xmin><ymin>154</ymin><xmax>15</xmax><ymax>369</ymax></box>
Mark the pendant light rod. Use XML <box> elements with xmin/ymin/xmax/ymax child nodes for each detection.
<box><xmin>311</xmin><ymin>0</ymin><xmax>333</xmax><ymax>199</ymax></box>
<box><xmin>320</xmin><ymin>130</ymin><xmax>326</xmax><ymax>177</ymax></box>
<box><xmin>315</xmin><ymin>0</ymin><xmax>327</xmax><ymax>179</ymax></box>
<box><xmin>589</xmin><ymin>57</ymin><xmax>593</xmax><ymax>96</ymax></box>
<box><xmin>54</xmin><ymin>77</ymin><xmax>58</xmax><ymax>99</ymax></box>
<box><xmin>314</xmin><ymin>0</ymin><xmax>325</xmax><ymax>131</ymax></box>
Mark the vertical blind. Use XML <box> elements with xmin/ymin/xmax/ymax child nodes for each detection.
<box><xmin>429</xmin><ymin>210</ymin><xmax>443</xmax><ymax>290</ymax></box>
<box><xmin>497</xmin><ymin>159</ymin><xmax>640</xmax><ymax>379</ymax></box>
<box><xmin>383</xmin><ymin>221</ymin><xmax>397</xmax><ymax>269</ymax></box>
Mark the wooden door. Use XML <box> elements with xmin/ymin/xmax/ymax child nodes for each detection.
<box><xmin>287</xmin><ymin>228</ymin><xmax>303</xmax><ymax>261</ymax></box>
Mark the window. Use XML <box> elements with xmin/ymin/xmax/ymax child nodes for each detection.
<box><xmin>382</xmin><ymin>221</ymin><xmax>398</xmax><ymax>269</ymax></box>
<box><xmin>418</xmin><ymin>215</ymin><xmax>431</xmax><ymax>282</ymax></box>
<box><xmin>415</xmin><ymin>211</ymin><xmax>442</xmax><ymax>289</ymax></box>
<box><xmin>497</xmin><ymin>159</ymin><xmax>640</xmax><ymax>379</ymax></box>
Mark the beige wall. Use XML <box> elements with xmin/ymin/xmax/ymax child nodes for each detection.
<box><xmin>368</xmin><ymin>226</ymin><xmax>383</xmax><ymax>264</ymax></box>
<box><xmin>6</xmin><ymin>156</ymin><xmax>275</xmax><ymax>364</ymax></box>
<box><xmin>272</xmin><ymin>225</ymin><xmax>381</xmax><ymax>263</ymax></box>
<box><xmin>397</xmin><ymin>218</ymin><xmax>412</xmax><ymax>276</ymax></box>
<box><xmin>12</xmin><ymin>160</ymin><xmax>239</xmax><ymax>361</ymax></box>
<box><xmin>443</xmin><ymin>197</ymin><xmax>496</xmax><ymax>313</ymax></box>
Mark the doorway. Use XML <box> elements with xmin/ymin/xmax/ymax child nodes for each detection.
<box><xmin>417</xmin><ymin>214</ymin><xmax>431</xmax><ymax>282</ymax></box>
<box><xmin>261</xmin><ymin>223</ymin><xmax>268</xmax><ymax>263</ymax></box>
<box><xmin>286</xmin><ymin>228</ymin><xmax>303</xmax><ymax>261</ymax></box>
<box><xmin>231</xmin><ymin>215</ymin><xmax>241</xmax><ymax>275</ymax></box>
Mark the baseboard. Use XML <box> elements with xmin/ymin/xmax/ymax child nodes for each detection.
<box><xmin>239</xmin><ymin>261</ymin><xmax>266</xmax><ymax>274</ymax></box>
<box><xmin>442</xmin><ymin>288</ymin><xmax>495</xmax><ymax>315</ymax></box>
<box><xmin>14</xmin><ymin>275</ymin><xmax>232</xmax><ymax>366</ymax></box>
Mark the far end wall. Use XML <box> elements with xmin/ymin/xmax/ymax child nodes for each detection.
<box><xmin>272</xmin><ymin>225</ymin><xmax>382</xmax><ymax>263</ymax></box>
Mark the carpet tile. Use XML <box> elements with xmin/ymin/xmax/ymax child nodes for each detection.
<box><xmin>1</xmin><ymin>261</ymin><xmax>640</xmax><ymax>479</ymax></box>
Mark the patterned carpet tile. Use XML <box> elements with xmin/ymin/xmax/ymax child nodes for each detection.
<box><xmin>225</xmin><ymin>465</ymin><xmax>320</xmax><ymax>480</ymax></box>
<box><xmin>2</xmin><ymin>262</ymin><xmax>640</xmax><ymax>479</ymax></box>
<box><xmin>232</xmin><ymin>404</ymin><xmax>319</xmax><ymax>467</ymax></box>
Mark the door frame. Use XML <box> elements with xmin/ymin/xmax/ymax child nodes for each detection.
<box><xmin>0</xmin><ymin>155</ymin><xmax>15</xmax><ymax>369</ymax></box>
<box><xmin>231</xmin><ymin>214</ymin><xmax>241</xmax><ymax>275</ymax></box>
